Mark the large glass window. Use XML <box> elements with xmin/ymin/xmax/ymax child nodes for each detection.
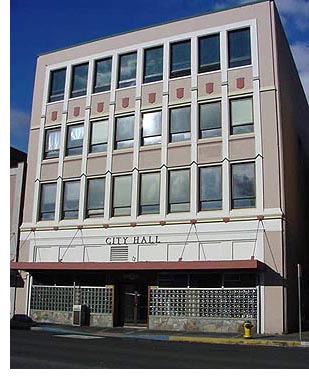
<box><xmin>44</xmin><ymin>128</ymin><xmax>61</xmax><ymax>158</ymax></box>
<box><xmin>139</xmin><ymin>172</ymin><xmax>160</xmax><ymax>214</ymax></box>
<box><xmin>170</xmin><ymin>40</ymin><xmax>191</xmax><ymax>78</ymax></box>
<box><xmin>66</xmin><ymin>124</ymin><xmax>84</xmax><ymax>156</ymax></box>
<box><xmin>143</xmin><ymin>46</ymin><xmax>163</xmax><ymax>83</ymax></box>
<box><xmin>39</xmin><ymin>183</ymin><xmax>57</xmax><ymax>221</ymax></box>
<box><xmin>62</xmin><ymin>181</ymin><xmax>80</xmax><ymax>219</ymax></box>
<box><xmin>112</xmin><ymin>176</ymin><xmax>132</xmax><ymax>216</ymax></box>
<box><xmin>199</xmin><ymin>102</ymin><xmax>221</xmax><ymax>138</ymax></box>
<box><xmin>168</xmin><ymin>169</ymin><xmax>190</xmax><ymax>212</ymax></box>
<box><xmin>198</xmin><ymin>34</ymin><xmax>220</xmax><ymax>73</ymax></box>
<box><xmin>228</xmin><ymin>28</ymin><xmax>251</xmax><ymax>68</ymax></box>
<box><xmin>70</xmin><ymin>63</ymin><xmax>89</xmax><ymax>98</ymax></box>
<box><xmin>118</xmin><ymin>52</ymin><xmax>137</xmax><ymax>88</ymax></box>
<box><xmin>141</xmin><ymin>111</ymin><xmax>161</xmax><ymax>146</ymax></box>
<box><xmin>199</xmin><ymin>166</ymin><xmax>222</xmax><ymax>211</ymax></box>
<box><xmin>231</xmin><ymin>163</ymin><xmax>255</xmax><ymax>208</ymax></box>
<box><xmin>230</xmin><ymin>97</ymin><xmax>253</xmax><ymax>135</ymax></box>
<box><xmin>86</xmin><ymin>178</ymin><xmax>105</xmax><ymax>218</ymax></box>
<box><xmin>93</xmin><ymin>57</ymin><xmax>112</xmax><ymax>93</ymax></box>
<box><xmin>48</xmin><ymin>68</ymin><xmax>66</xmax><ymax>103</ymax></box>
<box><xmin>89</xmin><ymin>120</ymin><xmax>108</xmax><ymax>153</ymax></box>
<box><xmin>170</xmin><ymin>106</ymin><xmax>191</xmax><ymax>142</ymax></box>
<box><xmin>115</xmin><ymin>115</ymin><xmax>135</xmax><ymax>149</ymax></box>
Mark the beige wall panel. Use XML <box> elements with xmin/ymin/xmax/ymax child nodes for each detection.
<box><xmin>67</xmin><ymin>97</ymin><xmax>86</xmax><ymax>122</ymax></box>
<box><xmin>63</xmin><ymin>159</ymin><xmax>82</xmax><ymax>178</ymax></box>
<box><xmin>264</xmin><ymin>231</ymin><xmax>283</xmax><ymax>274</ymax></box>
<box><xmin>138</xmin><ymin>245</ymin><xmax>167</xmax><ymax>261</ymax></box>
<box><xmin>115</xmin><ymin>88</ymin><xmax>136</xmax><ymax>114</ymax></box>
<box><xmin>41</xmin><ymin>162</ymin><xmax>58</xmax><ymax>180</ymax></box>
<box><xmin>229</xmin><ymin>137</ymin><xmax>255</xmax><ymax>160</ymax></box>
<box><xmin>84</xmin><ymin>246</ymin><xmax>110</xmax><ymax>262</ymax></box>
<box><xmin>141</xmin><ymin>82</ymin><xmax>163</xmax><ymax>110</ymax></box>
<box><xmin>112</xmin><ymin>152</ymin><xmax>133</xmax><ymax>172</ymax></box>
<box><xmin>227</xmin><ymin>67</ymin><xmax>253</xmax><ymax>94</ymax></box>
<box><xmin>59</xmin><ymin>246</ymin><xmax>84</xmax><ymax>262</ymax></box>
<box><xmin>232</xmin><ymin>241</ymin><xmax>255</xmax><ymax>260</ymax></box>
<box><xmin>169</xmin><ymin>77</ymin><xmax>191</xmax><ymax>104</ymax></box>
<box><xmin>45</xmin><ymin>102</ymin><xmax>63</xmax><ymax>126</ymax></box>
<box><xmin>87</xmin><ymin>156</ymin><xmax>107</xmax><ymax>176</ymax></box>
<box><xmin>139</xmin><ymin>148</ymin><xmax>161</xmax><ymax>170</ymax></box>
<box><xmin>35</xmin><ymin>246</ymin><xmax>59</xmax><ymax>262</ymax></box>
<box><xmin>197</xmin><ymin>72</ymin><xmax>221</xmax><ymax>100</ymax></box>
<box><xmin>201</xmin><ymin>242</ymin><xmax>232</xmax><ymax>260</ymax></box>
<box><xmin>168</xmin><ymin>145</ymin><xmax>191</xmax><ymax>166</ymax></box>
<box><xmin>18</xmin><ymin>240</ymin><xmax>30</xmax><ymax>262</ymax></box>
<box><xmin>264</xmin><ymin>286</ymin><xmax>284</xmax><ymax>334</ymax></box>
<box><xmin>198</xmin><ymin>141</ymin><xmax>222</xmax><ymax>163</ymax></box>
<box><xmin>90</xmin><ymin>92</ymin><xmax>111</xmax><ymax>118</ymax></box>
<box><xmin>168</xmin><ymin>243</ymin><xmax>198</xmax><ymax>261</ymax></box>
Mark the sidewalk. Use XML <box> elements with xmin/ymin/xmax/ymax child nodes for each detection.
<box><xmin>32</xmin><ymin>323</ymin><xmax>309</xmax><ymax>348</ymax></box>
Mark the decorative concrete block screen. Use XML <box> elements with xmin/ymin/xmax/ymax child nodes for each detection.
<box><xmin>149</xmin><ymin>287</ymin><xmax>257</xmax><ymax>319</ymax></box>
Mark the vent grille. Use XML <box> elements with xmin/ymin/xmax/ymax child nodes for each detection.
<box><xmin>110</xmin><ymin>245</ymin><xmax>129</xmax><ymax>261</ymax></box>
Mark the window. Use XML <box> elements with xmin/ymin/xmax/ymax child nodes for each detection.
<box><xmin>48</xmin><ymin>68</ymin><xmax>66</xmax><ymax>102</ymax></box>
<box><xmin>70</xmin><ymin>63</ymin><xmax>89</xmax><ymax>98</ymax></box>
<box><xmin>231</xmin><ymin>163</ymin><xmax>255</xmax><ymax>208</ymax></box>
<box><xmin>112</xmin><ymin>176</ymin><xmax>132</xmax><ymax>216</ymax></box>
<box><xmin>141</xmin><ymin>111</ymin><xmax>161</xmax><ymax>145</ymax></box>
<box><xmin>228</xmin><ymin>28</ymin><xmax>251</xmax><ymax>68</ymax></box>
<box><xmin>198</xmin><ymin>34</ymin><xmax>220</xmax><ymax>73</ymax></box>
<box><xmin>39</xmin><ymin>183</ymin><xmax>57</xmax><ymax>221</ymax></box>
<box><xmin>143</xmin><ymin>46</ymin><xmax>163</xmax><ymax>83</ymax></box>
<box><xmin>230</xmin><ymin>97</ymin><xmax>253</xmax><ymax>135</ymax></box>
<box><xmin>170</xmin><ymin>106</ymin><xmax>191</xmax><ymax>142</ymax></box>
<box><xmin>168</xmin><ymin>169</ymin><xmax>190</xmax><ymax>212</ymax></box>
<box><xmin>89</xmin><ymin>120</ymin><xmax>108</xmax><ymax>153</ymax></box>
<box><xmin>93</xmin><ymin>57</ymin><xmax>112</xmax><ymax>93</ymax></box>
<box><xmin>62</xmin><ymin>181</ymin><xmax>80</xmax><ymax>219</ymax></box>
<box><xmin>199</xmin><ymin>102</ymin><xmax>221</xmax><ymax>138</ymax></box>
<box><xmin>170</xmin><ymin>40</ymin><xmax>191</xmax><ymax>78</ymax></box>
<box><xmin>114</xmin><ymin>115</ymin><xmax>134</xmax><ymax>149</ymax></box>
<box><xmin>86</xmin><ymin>178</ymin><xmax>105</xmax><ymax>218</ymax></box>
<box><xmin>66</xmin><ymin>124</ymin><xmax>84</xmax><ymax>155</ymax></box>
<box><xmin>118</xmin><ymin>52</ymin><xmax>137</xmax><ymax>88</ymax></box>
<box><xmin>199</xmin><ymin>166</ymin><xmax>222</xmax><ymax>210</ymax></box>
<box><xmin>139</xmin><ymin>172</ymin><xmax>160</xmax><ymax>214</ymax></box>
<box><xmin>44</xmin><ymin>128</ymin><xmax>61</xmax><ymax>158</ymax></box>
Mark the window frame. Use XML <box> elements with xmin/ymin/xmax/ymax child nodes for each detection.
<box><xmin>139</xmin><ymin>172</ymin><xmax>161</xmax><ymax>215</ymax></box>
<box><xmin>89</xmin><ymin>119</ymin><xmax>108</xmax><ymax>153</ymax></box>
<box><xmin>44</xmin><ymin>128</ymin><xmax>61</xmax><ymax>159</ymax></box>
<box><xmin>93</xmin><ymin>57</ymin><xmax>112</xmax><ymax>93</ymax></box>
<box><xmin>168</xmin><ymin>169</ymin><xmax>191</xmax><ymax>213</ymax></box>
<box><xmin>141</xmin><ymin>110</ymin><xmax>162</xmax><ymax>146</ymax></box>
<box><xmin>117</xmin><ymin>51</ymin><xmax>137</xmax><ymax>89</ymax></box>
<box><xmin>169</xmin><ymin>106</ymin><xmax>191</xmax><ymax>143</ymax></box>
<box><xmin>38</xmin><ymin>182</ymin><xmax>57</xmax><ymax>221</ymax></box>
<box><xmin>198</xmin><ymin>165</ymin><xmax>222</xmax><ymax>211</ymax></box>
<box><xmin>114</xmin><ymin>115</ymin><xmax>135</xmax><ymax>150</ymax></box>
<box><xmin>48</xmin><ymin>68</ymin><xmax>66</xmax><ymax>103</ymax></box>
<box><xmin>198</xmin><ymin>33</ymin><xmax>221</xmax><ymax>73</ymax></box>
<box><xmin>70</xmin><ymin>63</ymin><xmax>89</xmax><ymax>98</ymax></box>
<box><xmin>170</xmin><ymin>40</ymin><xmax>191</xmax><ymax>79</ymax></box>
<box><xmin>66</xmin><ymin>124</ymin><xmax>84</xmax><ymax>156</ymax></box>
<box><xmin>199</xmin><ymin>101</ymin><xmax>222</xmax><ymax>139</ymax></box>
<box><xmin>230</xmin><ymin>96</ymin><xmax>254</xmax><ymax>135</ymax></box>
<box><xmin>61</xmin><ymin>180</ymin><xmax>80</xmax><ymax>220</ymax></box>
<box><xmin>86</xmin><ymin>177</ymin><xmax>105</xmax><ymax>218</ymax></box>
<box><xmin>143</xmin><ymin>45</ymin><xmax>164</xmax><ymax>84</ymax></box>
<box><xmin>231</xmin><ymin>162</ymin><xmax>256</xmax><ymax>209</ymax></box>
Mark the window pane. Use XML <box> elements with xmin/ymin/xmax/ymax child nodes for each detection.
<box><xmin>67</xmin><ymin>125</ymin><xmax>84</xmax><ymax>155</ymax></box>
<box><xmin>170</xmin><ymin>107</ymin><xmax>191</xmax><ymax>133</ymax></box>
<box><xmin>200</xmin><ymin>102</ymin><xmax>221</xmax><ymax>138</ymax></box>
<box><xmin>118</xmin><ymin>52</ymin><xmax>137</xmax><ymax>88</ymax></box>
<box><xmin>228</xmin><ymin>28</ymin><xmax>251</xmax><ymax>68</ymax></box>
<box><xmin>70</xmin><ymin>63</ymin><xmax>89</xmax><ymax>98</ymax></box>
<box><xmin>144</xmin><ymin>46</ymin><xmax>163</xmax><ymax>83</ymax></box>
<box><xmin>232</xmin><ymin>163</ymin><xmax>255</xmax><ymax>208</ymax></box>
<box><xmin>90</xmin><ymin>120</ymin><xmax>108</xmax><ymax>152</ymax></box>
<box><xmin>63</xmin><ymin>181</ymin><xmax>80</xmax><ymax>218</ymax></box>
<box><xmin>115</xmin><ymin>116</ymin><xmax>134</xmax><ymax>149</ymax></box>
<box><xmin>170</xmin><ymin>40</ymin><xmax>191</xmax><ymax>78</ymax></box>
<box><xmin>40</xmin><ymin>183</ymin><xmax>57</xmax><ymax>220</ymax></box>
<box><xmin>169</xmin><ymin>170</ymin><xmax>190</xmax><ymax>212</ymax></box>
<box><xmin>231</xmin><ymin>98</ymin><xmax>253</xmax><ymax>134</ymax></box>
<box><xmin>199</xmin><ymin>34</ymin><xmax>220</xmax><ymax>73</ymax></box>
<box><xmin>113</xmin><ymin>176</ymin><xmax>132</xmax><ymax>216</ymax></box>
<box><xmin>140</xmin><ymin>173</ymin><xmax>160</xmax><ymax>214</ymax></box>
<box><xmin>45</xmin><ymin>129</ymin><xmax>61</xmax><ymax>158</ymax></box>
<box><xmin>142</xmin><ymin>111</ymin><xmax>161</xmax><ymax>138</ymax></box>
<box><xmin>49</xmin><ymin>69</ymin><xmax>66</xmax><ymax>102</ymax></box>
<box><xmin>93</xmin><ymin>58</ymin><xmax>112</xmax><ymax>93</ymax></box>
<box><xmin>200</xmin><ymin>166</ymin><xmax>222</xmax><ymax>210</ymax></box>
<box><xmin>87</xmin><ymin>178</ymin><xmax>105</xmax><ymax>217</ymax></box>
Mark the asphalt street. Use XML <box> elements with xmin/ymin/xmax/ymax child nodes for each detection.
<box><xmin>10</xmin><ymin>329</ymin><xmax>309</xmax><ymax>369</ymax></box>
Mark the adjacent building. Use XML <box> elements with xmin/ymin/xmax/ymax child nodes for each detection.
<box><xmin>11</xmin><ymin>0</ymin><xmax>309</xmax><ymax>334</ymax></box>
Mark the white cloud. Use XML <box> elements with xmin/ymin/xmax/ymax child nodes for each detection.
<box><xmin>275</xmin><ymin>0</ymin><xmax>309</xmax><ymax>31</ymax></box>
<box><xmin>291</xmin><ymin>42</ymin><xmax>309</xmax><ymax>101</ymax></box>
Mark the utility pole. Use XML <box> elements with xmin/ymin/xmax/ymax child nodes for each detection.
<box><xmin>297</xmin><ymin>264</ymin><xmax>302</xmax><ymax>342</ymax></box>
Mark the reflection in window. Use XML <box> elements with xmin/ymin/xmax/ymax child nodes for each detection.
<box><xmin>90</xmin><ymin>120</ymin><xmax>108</xmax><ymax>153</ymax></box>
<box><xmin>93</xmin><ymin>58</ymin><xmax>112</xmax><ymax>93</ymax></box>
<box><xmin>170</xmin><ymin>40</ymin><xmax>191</xmax><ymax>78</ymax></box>
<box><xmin>115</xmin><ymin>115</ymin><xmax>135</xmax><ymax>149</ymax></box>
<box><xmin>139</xmin><ymin>172</ymin><xmax>160</xmax><ymax>214</ymax></box>
<box><xmin>228</xmin><ymin>28</ymin><xmax>251</xmax><ymax>68</ymax></box>
<box><xmin>44</xmin><ymin>128</ymin><xmax>61</xmax><ymax>158</ymax></box>
<box><xmin>39</xmin><ymin>183</ymin><xmax>57</xmax><ymax>221</ymax></box>
<box><xmin>198</xmin><ymin>34</ymin><xmax>220</xmax><ymax>73</ymax></box>
<box><xmin>141</xmin><ymin>111</ymin><xmax>161</xmax><ymax>145</ymax></box>
<box><xmin>232</xmin><ymin>163</ymin><xmax>255</xmax><ymax>208</ymax></box>
<box><xmin>66</xmin><ymin>124</ymin><xmax>84</xmax><ymax>156</ymax></box>
<box><xmin>48</xmin><ymin>68</ymin><xmax>66</xmax><ymax>103</ymax></box>
<box><xmin>112</xmin><ymin>176</ymin><xmax>132</xmax><ymax>216</ymax></box>
<box><xmin>118</xmin><ymin>52</ymin><xmax>137</xmax><ymax>88</ymax></box>
<box><xmin>169</xmin><ymin>169</ymin><xmax>190</xmax><ymax>212</ymax></box>
<box><xmin>230</xmin><ymin>97</ymin><xmax>253</xmax><ymax>135</ymax></box>
<box><xmin>199</xmin><ymin>166</ymin><xmax>222</xmax><ymax>210</ymax></box>
<box><xmin>170</xmin><ymin>106</ymin><xmax>191</xmax><ymax>142</ymax></box>
<box><xmin>86</xmin><ymin>178</ymin><xmax>105</xmax><ymax>218</ymax></box>
<box><xmin>143</xmin><ymin>46</ymin><xmax>163</xmax><ymax>83</ymax></box>
<box><xmin>62</xmin><ymin>181</ymin><xmax>80</xmax><ymax>219</ymax></box>
<box><xmin>199</xmin><ymin>102</ymin><xmax>221</xmax><ymax>138</ymax></box>
<box><xmin>70</xmin><ymin>63</ymin><xmax>89</xmax><ymax>98</ymax></box>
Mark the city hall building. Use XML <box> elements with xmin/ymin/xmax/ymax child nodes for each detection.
<box><xmin>11</xmin><ymin>0</ymin><xmax>309</xmax><ymax>334</ymax></box>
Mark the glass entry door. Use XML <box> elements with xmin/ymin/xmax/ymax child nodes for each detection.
<box><xmin>120</xmin><ymin>284</ymin><xmax>148</xmax><ymax>325</ymax></box>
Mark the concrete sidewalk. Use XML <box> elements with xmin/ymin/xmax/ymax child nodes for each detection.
<box><xmin>31</xmin><ymin>323</ymin><xmax>309</xmax><ymax>348</ymax></box>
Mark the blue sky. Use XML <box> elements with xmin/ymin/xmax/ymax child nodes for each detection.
<box><xmin>10</xmin><ymin>0</ymin><xmax>309</xmax><ymax>152</ymax></box>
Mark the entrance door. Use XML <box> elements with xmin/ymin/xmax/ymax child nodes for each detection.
<box><xmin>118</xmin><ymin>283</ymin><xmax>148</xmax><ymax>326</ymax></box>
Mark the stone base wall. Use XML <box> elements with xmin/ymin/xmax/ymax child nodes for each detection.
<box><xmin>149</xmin><ymin>316</ymin><xmax>257</xmax><ymax>333</ymax></box>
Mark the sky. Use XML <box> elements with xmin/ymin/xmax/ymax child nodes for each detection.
<box><xmin>9</xmin><ymin>0</ymin><xmax>309</xmax><ymax>153</ymax></box>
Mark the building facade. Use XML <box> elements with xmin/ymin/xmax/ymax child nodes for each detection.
<box><xmin>11</xmin><ymin>0</ymin><xmax>309</xmax><ymax>334</ymax></box>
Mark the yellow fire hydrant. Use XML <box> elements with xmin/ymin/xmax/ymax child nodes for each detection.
<box><xmin>243</xmin><ymin>320</ymin><xmax>254</xmax><ymax>339</ymax></box>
